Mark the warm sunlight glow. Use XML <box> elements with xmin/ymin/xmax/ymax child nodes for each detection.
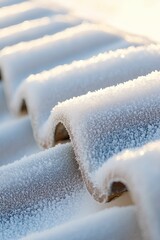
<box><xmin>54</xmin><ymin>0</ymin><xmax>160</xmax><ymax>42</ymax></box>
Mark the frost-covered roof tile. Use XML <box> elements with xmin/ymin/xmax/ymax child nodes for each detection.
<box><xmin>0</xmin><ymin>1</ymin><xmax>160</xmax><ymax>240</ymax></box>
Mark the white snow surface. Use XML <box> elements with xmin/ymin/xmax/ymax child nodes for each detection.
<box><xmin>0</xmin><ymin>143</ymin><xmax>108</xmax><ymax>239</ymax></box>
<box><xmin>22</xmin><ymin>206</ymin><xmax>142</xmax><ymax>240</ymax></box>
<box><xmin>0</xmin><ymin>15</ymin><xmax>82</xmax><ymax>50</ymax></box>
<box><xmin>0</xmin><ymin>22</ymin><xmax>149</xmax><ymax>105</ymax></box>
<box><xmin>0</xmin><ymin>116</ymin><xmax>39</xmax><ymax>166</ymax></box>
<box><xmin>0</xmin><ymin>1</ymin><xmax>59</xmax><ymax>29</ymax></box>
<box><xmin>0</xmin><ymin>81</ymin><xmax>39</xmax><ymax>165</ymax></box>
<box><xmin>11</xmin><ymin>44</ymin><xmax>160</xmax><ymax>144</ymax></box>
<box><xmin>35</xmin><ymin>71</ymin><xmax>160</xmax><ymax>203</ymax></box>
<box><xmin>1</xmin><ymin>1</ymin><xmax>160</xmax><ymax>240</ymax></box>
<box><xmin>95</xmin><ymin>140</ymin><xmax>160</xmax><ymax>240</ymax></box>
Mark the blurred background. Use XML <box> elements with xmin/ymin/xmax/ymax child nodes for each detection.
<box><xmin>52</xmin><ymin>0</ymin><xmax>160</xmax><ymax>42</ymax></box>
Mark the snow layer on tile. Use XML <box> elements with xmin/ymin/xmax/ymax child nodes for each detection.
<box><xmin>0</xmin><ymin>81</ymin><xmax>39</xmax><ymax>166</ymax></box>
<box><xmin>0</xmin><ymin>143</ymin><xmax>107</xmax><ymax>240</ymax></box>
<box><xmin>0</xmin><ymin>22</ymin><xmax>149</xmax><ymax>105</ymax></box>
<box><xmin>12</xmin><ymin>44</ymin><xmax>160</xmax><ymax>142</ymax></box>
<box><xmin>0</xmin><ymin>15</ymin><xmax>81</xmax><ymax>50</ymax></box>
<box><xmin>94</xmin><ymin>140</ymin><xmax>160</xmax><ymax>240</ymax></box>
<box><xmin>22</xmin><ymin>206</ymin><xmax>142</xmax><ymax>240</ymax></box>
<box><xmin>0</xmin><ymin>1</ymin><xmax>58</xmax><ymax>29</ymax></box>
<box><xmin>0</xmin><ymin>2</ymin><xmax>159</xmax><ymax>239</ymax></box>
<box><xmin>0</xmin><ymin>116</ymin><xmax>39</xmax><ymax>166</ymax></box>
<box><xmin>42</xmin><ymin>71</ymin><xmax>160</xmax><ymax>201</ymax></box>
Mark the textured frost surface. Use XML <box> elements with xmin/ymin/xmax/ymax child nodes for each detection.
<box><xmin>0</xmin><ymin>143</ymin><xmax>106</xmax><ymax>240</ymax></box>
<box><xmin>22</xmin><ymin>206</ymin><xmax>142</xmax><ymax>240</ymax></box>
<box><xmin>94</xmin><ymin>140</ymin><xmax>160</xmax><ymax>240</ymax></box>
<box><xmin>11</xmin><ymin>44</ymin><xmax>160</xmax><ymax>142</ymax></box>
<box><xmin>44</xmin><ymin>71</ymin><xmax>160</xmax><ymax>200</ymax></box>
<box><xmin>0</xmin><ymin>116</ymin><xmax>39</xmax><ymax>166</ymax></box>
<box><xmin>0</xmin><ymin>22</ymin><xmax>149</xmax><ymax>104</ymax></box>
<box><xmin>0</xmin><ymin>82</ymin><xmax>39</xmax><ymax>166</ymax></box>
<box><xmin>0</xmin><ymin>1</ymin><xmax>159</xmax><ymax>240</ymax></box>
